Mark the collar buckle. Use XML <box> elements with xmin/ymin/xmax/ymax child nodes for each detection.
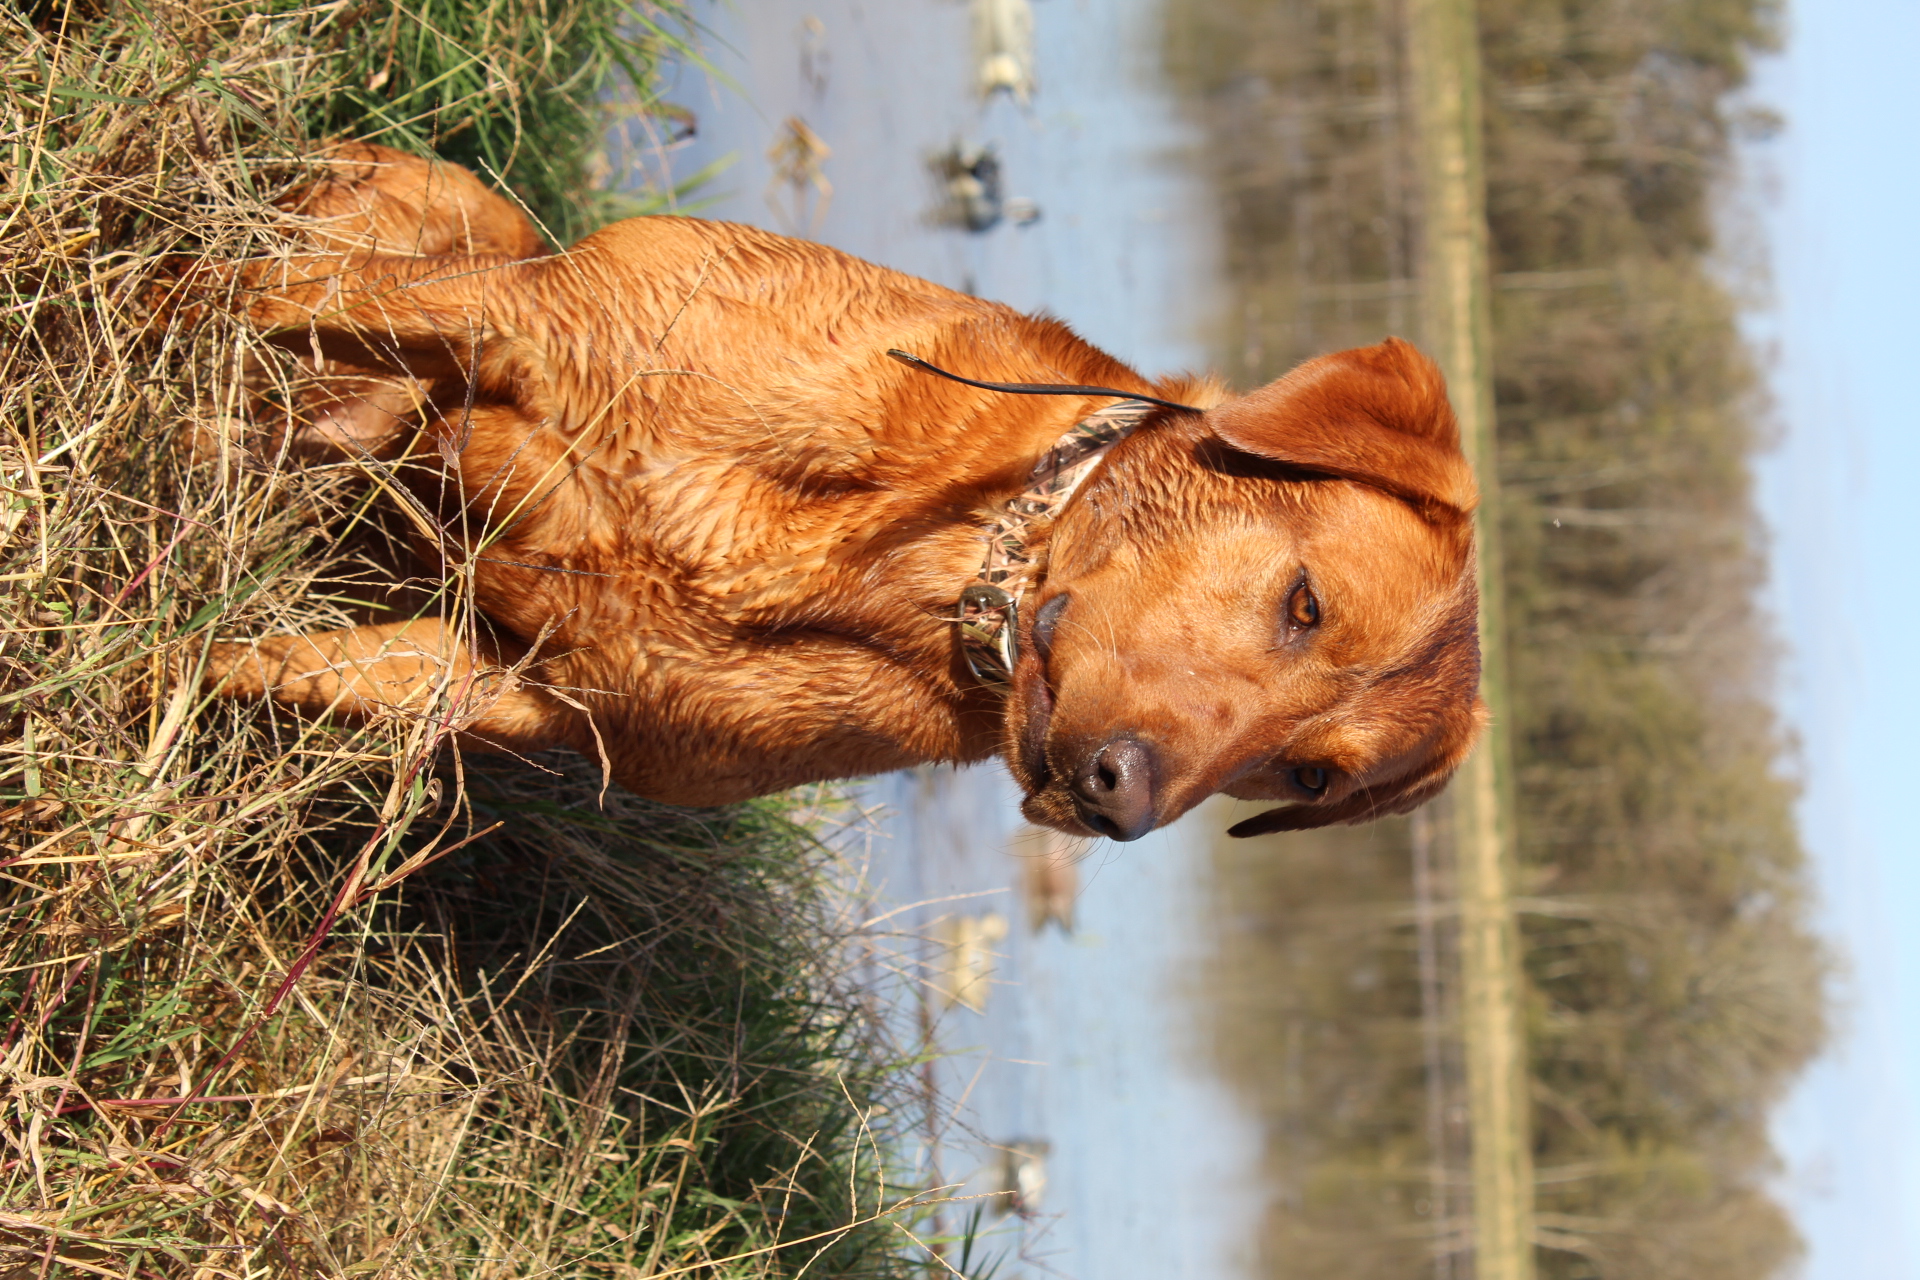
<box><xmin>958</xmin><ymin>582</ymin><xmax>1019</xmax><ymax>689</ymax></box>
<box><xmin>954</xmin><ymin>401</ymin><xmax>1156</xmax><ymax>694</ymax></box>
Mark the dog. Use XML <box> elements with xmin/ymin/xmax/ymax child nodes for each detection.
<box><xmin>205</xmin><ymin>145</ymin><xmax>1484</xmax><ymax>842</ymax></box>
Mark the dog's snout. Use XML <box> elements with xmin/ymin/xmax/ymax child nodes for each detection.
<box><xmin>1070</xmin><ymin>737</ymin><xmax>1157</xmax><ymax>842</ymax></box>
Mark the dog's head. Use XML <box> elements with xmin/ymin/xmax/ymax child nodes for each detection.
<box><xmin>1004</xmin><ymin>338</ymin><xmax>1486</xmax><ymax>840</ymax></box>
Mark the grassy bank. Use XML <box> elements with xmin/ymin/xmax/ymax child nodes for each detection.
<box><xmin>0</xmin><ymin>3</ymin><xmax>941</xmax><ymax>1274</ymax></box>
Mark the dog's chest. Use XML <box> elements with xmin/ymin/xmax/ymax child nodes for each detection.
<box><xmin>472</xmin><ymin>450</ymin><xmax>987</xmax><ymax>672</ymax></box>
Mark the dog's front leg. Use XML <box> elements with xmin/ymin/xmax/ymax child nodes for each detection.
<box><xmin>226</xmin><ymin>251</ymin><xmax>525</xmax><ymax>380</ymax></box>
<box><xmin>231</xmin><ymin>251</ymin><xmax>523</xmax><ymax>464</ymax></box>
<box><xmin>206</xmin><ymin>618</ymin><xmax>576</xmax><ymax>752</ymax></box>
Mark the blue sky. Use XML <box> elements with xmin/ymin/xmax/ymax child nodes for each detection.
<box><xmin>1754</xmin><ymin>1</ymin><xmax>1920</xmax><ymax>1274</ymax></box>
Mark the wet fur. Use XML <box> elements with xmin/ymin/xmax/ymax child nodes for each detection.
<box><xmin>204</xmin><ymin>145</ymin><xmax>1484</xmax><ymax>837</ymax></box>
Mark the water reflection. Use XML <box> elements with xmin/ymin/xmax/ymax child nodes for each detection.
<box><xmin>658</xmin><ymin>2</ymin><xmax>1256</xmax><ymax>1277</ymax></box>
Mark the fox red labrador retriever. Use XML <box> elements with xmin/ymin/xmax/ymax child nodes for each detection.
<box><xmin>207</xmin><ymin>145</ymin><xmax>1484</xmax><ymax>841</ymax></box>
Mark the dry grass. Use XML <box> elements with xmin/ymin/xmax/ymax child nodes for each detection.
<box><xmin>0</xmin><ymin>3</ymin><xmax>950</xmax><ymax>1275</ymax></box>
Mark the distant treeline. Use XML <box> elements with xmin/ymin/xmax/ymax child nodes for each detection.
<box><xmin>1164</xmin><ymin>2</ymin><xmax>1825</xmax><ymax>1278</ymax></box>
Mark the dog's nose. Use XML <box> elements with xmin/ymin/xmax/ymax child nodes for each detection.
<box><xmin>1070</xmin><ymin>738</ymin><xmax>1157</xmax><ymax>842</ymax></box>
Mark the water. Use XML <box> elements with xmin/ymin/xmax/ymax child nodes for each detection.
<box><xmin>653</xmin><ymin>0</ymin><xmax>1217</xmax><ymax>372</ymax></box>
<box><xmin>643</xmin><ymin>3</ymin><xmax>1259</xmax><ymax>1276</ymax></box>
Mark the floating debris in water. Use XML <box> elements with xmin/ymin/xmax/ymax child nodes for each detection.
<box><xmin>932</xmin><ymin>141</ymin><xmax>1041</xmax><ymax>233</ymax></box>
<box><xmin>994</xmin><ymin>1139</ymin><xmax>1052</xmax><ymax>1216</ymax></box>
<box><xmin>934</xmin><ymin>911</ymin><xmax>1009</xmax><ymax>1012</ymax></box>
<box><xmin>972</xmin><ymin>0</ymin><xmax>1036</xmax><ymax>103</ymax></box>
<box><xmin>766</xmin><ymin>115</ymin><xmax>832</xmax><ymax>233</ymax></box>
<box><xmin>1016</xmin><ymin>823</ymin><xmax>1079</xmax><ymax>933</ymax></box>
<box><xmin>799</xmin><ymin>14</ymin><xmax>830</xmax><ymax>100</ymax></box>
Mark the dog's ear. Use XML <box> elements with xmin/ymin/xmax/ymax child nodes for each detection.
<box><xmin>1225</xmin><ymin>691</ymin><xmax>1489</xmax><ymax>837</ymax></box>
<box><xmin>1226</xmin><ymin>768</ymin><xmax>1451</xmax><ymax>836</ymax></box>
<box><xmin>1204</xmin><ymin>338</ymin><xmax>1477</xmax><ymax>523</ymax></box>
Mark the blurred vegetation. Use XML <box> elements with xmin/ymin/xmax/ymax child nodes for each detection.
<box><xmin>1167</xmin><ymin>1</ymin><xmax>1824</xmax><ymax>1277</ymax></box>
<box><xmin>295</xmin><ymin>0</ymin><xmax>706</xmax><ymax>243</ymax></box>
<box><xmin>0</xmin><ymin>2</ymin><xmax>942</xmax><ymax>1275</ymax></box>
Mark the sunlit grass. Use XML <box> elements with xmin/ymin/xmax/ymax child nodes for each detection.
<box><xmin>0</xmin><ymin>2</ymin><xmax>958</xmax><ymax>1274</ymax></box>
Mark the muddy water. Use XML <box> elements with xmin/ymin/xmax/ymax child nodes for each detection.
<box><xmin>651</xmin><ymin>3</ymin><xmax>1258</xmax><ymax>1276</ymax></box>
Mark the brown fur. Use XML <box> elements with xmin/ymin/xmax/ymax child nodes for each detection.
<box><xmin>204</xmin><ymin>145</ymin><xmax>1485</xmax><ymax>839</ymax></box>
<box><xmin>264</xmin><ymin>144</ymin><xmax>547</xmax><ymax>458</ymax></box>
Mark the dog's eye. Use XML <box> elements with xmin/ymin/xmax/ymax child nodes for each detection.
<box><xmin>1285</xmin><ymin>583</ymin><xmax>1320</xmax><ymax>631</ymax></box>
<box><xmin>1032</xmin><ymin>593</ymin><xmax>1070</xmax><ymax>663</ymax></box>
<box><xmin>1292</xmin><ymin>767</ymin><xmax>1328</xmax><ymax>795</ymax></box>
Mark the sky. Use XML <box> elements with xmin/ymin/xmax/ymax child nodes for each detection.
<box><xmin>1752</xmin><ymin>0</ymin><xmax>1920</xmax><ymax>1275</ymax></box>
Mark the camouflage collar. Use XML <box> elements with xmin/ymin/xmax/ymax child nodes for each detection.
<box><xmin>956</xmin><ymin>401</ymin><xmax>1156</xmax><ymax>691</ymax></box>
